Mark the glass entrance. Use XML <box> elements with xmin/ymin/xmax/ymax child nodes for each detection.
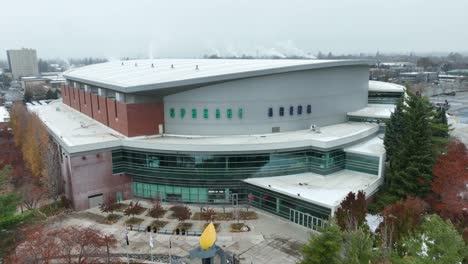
<box><xmin>289</xmin><ymin>208</ymin><xmax>326</xmax><ymax>231</ymax></box>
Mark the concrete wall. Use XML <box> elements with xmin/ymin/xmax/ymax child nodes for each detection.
<box><xmin>61</xmin><ymin>151</ymin><xmax>132</xmax><ymax>210</ymax></box>
<box><xmin>164</xmin><ymin>65</ymin><xmax>369</xmax><ymax>135</ymax></box>
<box><xmin>7</xmin><ymin>49</ymin><xmax>39</xmax><ymax>79</ymax></box>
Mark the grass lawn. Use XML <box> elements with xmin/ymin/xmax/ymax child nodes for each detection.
<box><xmin>39</xmin><ymin>201</ymin><xmax>67</xmax><ymax>217</ymax></box>
<box><xmin>240</xmin><ymin>211</ymin><xmax>258</xmax><ymax>220</ymax></box>
<box><xmin>202</xmin><ymin>222</ymin><xmax>221</xmax><ymax>232</ymax></box>
<box><xmin>151</xmin><ymin>220</ymin><xmax>169</xmax><ymax>229</ymax></box>
<box><xmin>105</xmin><ymin>213</ymin><xmax>122</xmax><ymax>224</ymax></box>
<box><xmin>147</xmin><ymin>209</ymin><xmax>167</xmax><ymax>218</ymax></box>
<box><xmin>124</xmin><ymin>217</ymin><xmax>144</xmax><ymax>226</ymax></box>
<box><xmin>230</xmin><ymin>223</ymin><xmax>249</xmax><ymax>232</ymax></box>
<box><xmin>113</xmin><ymin>203</ymin><xmax>128</xmax><ymax>212</ymax></box>
<box><xmin>217</xmin><ymin>212</ymin><xmax>233</xmax><ymax>220</ymax></box>
<box><xmin>191</xmin><ymin>212</ymin><xmax>202</xmax><ymax>220</ymax></box>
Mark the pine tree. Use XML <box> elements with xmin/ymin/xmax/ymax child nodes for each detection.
<box><xmin>384</xmin><ymin>98</ymin><xmax>406</xmax><ymax>163</ymax></box>
<box><xmin>394</xmin><ymin>215</ymin><xmax>467</xmax><ymax>263</ymax></box>
<box><xmin>342</xmin><ymin>229</ymin><xmax>376</xmax><ymax>264</ymax></box>
<box><xmin>390</xmin><ymin>94</ymin><xmax>434</xmax><ymax>198</ymax></box>
<box><xmin>430</xmin><ymin>105</ymin><xmax>450</xmax><ymax>154</ymax></box>
<box><xmin>300</xmin><ymin>221</ymin><xmax>343</xmax><ymax>264</ymax></box>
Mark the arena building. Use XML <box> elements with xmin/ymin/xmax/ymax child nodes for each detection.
<box><xmin>30</xmin><ymin>59</ymin><xmax>404</xmax><ymax>230</ymax></box>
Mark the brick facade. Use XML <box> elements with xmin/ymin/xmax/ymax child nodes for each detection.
<box><xmin>60</xmin><ymin>85</ymin><xmax>164</xmax><ymax>137</ymax></box>
<box><xmin>61</xmin><ymin>151</ymin><xmax>132</xmax><ymax>210</ymax></box>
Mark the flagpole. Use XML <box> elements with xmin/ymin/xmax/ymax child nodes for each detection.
<box><xmin>169</xmin><ymin>238</ymin><xmax>172</xmax><ymax>264</ymax></box>
<box><xmin>149</xmin><ymin>234</ymin><xmax>154</xmax><ymax>263</ymax></box>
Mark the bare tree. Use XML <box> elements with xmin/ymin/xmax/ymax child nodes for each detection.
<box><xmin>41</xmin><ymin>139</ymin><xmax>63</xmax><ymax>205</ymax></box>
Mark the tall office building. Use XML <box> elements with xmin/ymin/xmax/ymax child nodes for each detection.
<box><xmin>7</xmin><ymin>48</ymin><xmax>39</xmax><ymax>79</ymax></box>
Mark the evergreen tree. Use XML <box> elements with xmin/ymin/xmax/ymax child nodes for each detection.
<box><xmin>384</xmin><ymin>98</ymin><xmax>406</xmax><ymax>163</ymax></box>
<box><xmin>23</xmin><ymin>89</ymin><xmax>33</xmax><ymax>103</ymax></box>
<box><xmin>393</xmin><ymin>215</ymin><xmax>467</xmax><ymax>263</ymax></box>
<box><xmin>390</xmin><ymin>94</ymin><xmax>434</xmax><ymax>198</ymax></box>
<box><xmin>430</xmin><ymin>106</ymin><xmax>450</xmax><ymax>154</ymax></box>
<box><xmin>342</xmin><ymin>229</ymin><xmax>376</xmax><ymax>264</ymax></box>
<box><xmin>45</xmin><ymin>89</ymin><xmax>55</xmax><ymax>100</ymax></box>
<box><xmin>300</xmin><ymin>221</ymin><xmax>343</xmax><ymax>264</ymax></box>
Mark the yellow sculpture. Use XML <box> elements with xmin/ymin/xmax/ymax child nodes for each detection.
<box><xmin>199</xmin><ymin>222</ymin><xmax>217</xmax><ymax>250</ymax></box>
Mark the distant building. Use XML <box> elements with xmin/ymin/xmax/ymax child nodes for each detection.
<box><xmin>0</xmin><ymin>106</ymin><xmax>9</xmax><ymax>131</ymax></box>
<box><xmin>399</xmin><ymin>72</ymin><xmax>438</xmax><ymax>84</ymax></box>
<box><xmin>6</xmin><ymin>48</ymin><xmax>39</xmax><ymax>80</ymax></box>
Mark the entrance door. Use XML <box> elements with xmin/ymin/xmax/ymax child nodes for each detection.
<box><xmin>88</xmin><ymin>194</ymin><xmax>103</xmax><ymax>208</ymax></box>
<box><xmin>116</xmin><ymin>192</ymin><xmax>123</xmax><ymax>203</ymax></box>
<box><xmin>289</xmin><ymin>208</ymin><xmax>326</xmax><ymax>230</ymax></box>
<box><xmin>231</xmin><ymin>194</ymin><xmax>238</xmax><ymax>206</ymax></box>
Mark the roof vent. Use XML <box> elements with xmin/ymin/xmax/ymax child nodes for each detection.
<box><xmin>134</xmin><ymin>62</ymin><xmax>138</xmax><ymax>67</ymax></box>
<box><xmin>171</xmin><ymin>64</ymin><xmax>174</xmax><ymax>69</ymax></box>
<box><xmin>310</xmin><ymin>124</ymin><xmax>321</xmax><ymax>133</ymax></box>
<box><xmin>297</xmin><ymin>193</ymin><xmax>301</xmax><ymax>197</ymax></box>
<box><xmin>195</xmin><ymin>65</ymin><xmax>199</xmax><ymax>70</ymax></box>
<box><xmin>151</xmin><ymin>63</ymin><xmax>155</xmax><ymax>68</ymax></box>
<box><xmin>121</xmin><ymin>62</ymin><xmax>124</xmax><ymax>66</ymax></box>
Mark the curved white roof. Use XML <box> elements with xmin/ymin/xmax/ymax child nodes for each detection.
<box><xmin>64</xmin><ymin>59</ymin><xmax>369</xmax><ymax>93</ymax></box>
<box><xmin>30</xmin><ymin>100</ymin><xmax>379</xmax><ymax>154</ymax></box>
<box><xmin>369</xmin><ymin>80</ymin><xmax>405</xmax><ymax>93</ymax></box>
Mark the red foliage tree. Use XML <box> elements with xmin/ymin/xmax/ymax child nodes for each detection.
<box><xmin>380</xmin><ymin>196</ymin><xmax>428</xmax><ymax>243</ymax></box>
<box><xmin>49</xmin><ymin>226</ymin><xmax>118</xmax><ymax>264</ymax></box>
<box><xmin>148</xmin><ymin>195</ymin><xmax>165</xmax><ymax>219</ymax></box>
<box><xmin>430</xmin><ymin>140</ymin><xmax>468</xmax><ymax>228</ymax></box>
<box><xmin>99</xmin><ymin>196</ymin><xmax>116</xmax><ymax>216</ymax></box>
<box><xmin>173</xmin><ymin>205</ymin><xmax>192</xmax><ymax>222</ymax></box>
<box><xmin>20</xmin><ymin>182</ymin><xmax>47</xmax><ymax>210</ymax></box>
<box><xmin>201</xmin><ymin>207</ymin><xmax>217</xmax><ymax>222</ymax></box>
<box><xmin>7</xmin><ymin>225</ymin><xmax>60</xmax><ymax>264</ymax></box>
<box><xmin>335</xmin><ymin>190</ymin><xmax>367</xmax><ymax>231</ymax></box>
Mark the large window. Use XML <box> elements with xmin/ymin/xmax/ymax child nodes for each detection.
<box><xmin>307</xmin><ymin>105</ymin><xmax>312</xmax><ymax>114</ymax></box>
<box><xmin>238</xmin><ymin>108</ymin><xmax>243</xmax><ymax>119</ymax></box>
<box><xmin>268</xmin><ymin>108</ymin><xmax>273</xmax><ymax>117</ymax></box>
<box><xmin>112</xmin><ymin>148</ymin><xmax>347</xmax><ymax>185</ymax></box>
<box><xmin>289</xmin><ymin>106</ymin><xmax>294</xmax><ymax>116</ymax></box>
<box><xmin>297</xmin><ymin>105</ymin><xmax>303</xmax><ymax>115</ymax></box>
<box><xmin>279</xmin><ymin>107</ymin><xmax>284</xmax><ymax>116</ymax></box>
<box><xmin>227</xmin><ymin>109</ymin><xmax>232</xmax><ymax>119</ymax></box>
<box><xmin>203</xmin><ymin>109</ymin><xmax>209</xmax><ymax>119</ymax></box>
<box><xmin>170</xmin><ymin>108</ymin><xmax>175</xmax><ymax>118</ymax></box>
<box><xmin>180</xmin><ymin>108</ymin><xmax>186</xmax><ymax>118</ymax></box>
<box><xmin>216</xmin><ymin>109</ymin><xmax>221</xmax><ymax>119</ymax></box>
<box><xmin>192</xmin><ymin>109</ymin><xmax>197</xmax><ymax>119</ymax></box>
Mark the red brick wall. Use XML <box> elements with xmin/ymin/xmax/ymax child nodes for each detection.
<box><xmin>61</xmin><ymin>85</ymin><xmax>71</xmax><ymax>105</ymax></box>
<box><xmin>107</xmin><ymin>98</ymin><xmax>129</xmax><ymax>135</ymax></box>
<box><xmin>80</xmin><ymin>91</ymin><xmax>93</xmax><ymax>118</ymax></box>
<box><xmin>70</xmin><ymin>87</ymin><xmax>81</xmax><ymax>111</ymax></box>
<box><xmin>62</xmin><ymin>84</ymin><xmax>164</xmax><ymax>137</ymax></box>
<box><xmin>90</xmin><ymin>94</ymin><xmax>109</xmax><ymax>126</ymax></box>
<box><xmin>127</xmin><ymin>102</ymin><xmax>164</xmax><ymax>136</ymax></box>
<box><xmin>65</xmin><ymin>151</ymin><xmax>132</xmax><ymax>210</ymax></box>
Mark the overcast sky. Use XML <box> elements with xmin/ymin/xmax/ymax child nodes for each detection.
<box><xmin>1</xmin><ymin>0</ymin><xmax>467</xmax><ymax>59</ymax></box>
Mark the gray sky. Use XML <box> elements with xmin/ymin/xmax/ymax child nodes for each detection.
<box><xmin>1</xmin><ymin>0</ymin><xmax>467</xmax><ymax>59</ymax></box>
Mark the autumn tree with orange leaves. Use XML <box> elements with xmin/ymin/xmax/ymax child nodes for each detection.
<box><xmin>8</xmin><ymin>102</ymin><xmax>63</xmax><ymax>203</ymax></box>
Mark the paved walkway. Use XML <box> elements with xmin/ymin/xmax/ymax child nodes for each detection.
<box><xmin>49</xmin><ymin>200</ymin><xmax>313</xmax><ymax>263</ymax></box>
